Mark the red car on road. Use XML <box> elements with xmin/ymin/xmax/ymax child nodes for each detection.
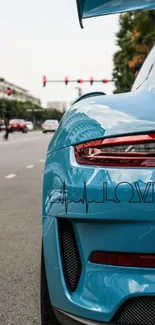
<box><xmin>9</xmin><ymin>119</ymin><xmax>28</xmax><ymax>133</ymax></box>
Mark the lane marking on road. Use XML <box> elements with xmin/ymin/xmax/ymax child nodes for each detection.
<box><xmin>5</xmin><ymin>174</ymin><xmax>16</xmax><ymax>179</ymax></box>
<box><xmin>0</xmin><ymin>135</ymin><xmax>51</xmax><ymax>145</ymax></box>
<box><xmin>26</xmin><ymin>165</ymin><xmax>35</xmax><ymax>169</ymax></box>
<box><xmin>40</xmin><ymin>159</ymin><xmax>45</xmax><ymax>163</ymax></box>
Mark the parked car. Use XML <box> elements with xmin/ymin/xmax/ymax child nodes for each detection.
<box><xmin>41</xmin><ymin>2</ymin><xmax>155</xmax><ymax>325</ymax></box>
<box><xmin>25</xmin><ymin>121</ymin><xmax>34</xmax><ymax>131</ymax></box>
<box><xmin>42</xmin><ymin>119</ymin><xmax>59</xmax><ymax>133</ymax></box>
<box><xmin>0</xmin><ymin>120</ymin><xmax>5</xmax><ymax>131</ymax></box>
<box><xmin>9</xmin><ymin>119</ymin><xmax>28</xmax><ymax>133</ymax></box>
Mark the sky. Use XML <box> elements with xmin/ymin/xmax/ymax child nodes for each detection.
<box><xmin>0</xmin><ymin>0</ymin><xmax>119</xmax><ymax>106</ymax></box>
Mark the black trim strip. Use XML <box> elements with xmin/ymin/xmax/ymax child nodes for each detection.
<box><xmin>53</xmin><ymin>308</ymin><xmax>118</xmax><ymax>325</ymax></box>
<box><xmin>76</xmin><ymin>0</ymin><xmax>84</xmax><ymax>28</ymax></box>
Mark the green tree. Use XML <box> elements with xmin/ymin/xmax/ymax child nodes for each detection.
<box><xmin>113</xmin><ymin>10</ymin><xmax>155</xmax><ymax>93</ymax></box>
<box><xmin>0</xmin><ymin>98</ymin><xmax>64</xmax><ymax>128</ymax></box>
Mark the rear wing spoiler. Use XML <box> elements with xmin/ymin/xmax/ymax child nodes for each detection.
<box><xmin>76</xmin><ymin>0</ymin><xmax>155</xmax><ymax>28</ymax></box>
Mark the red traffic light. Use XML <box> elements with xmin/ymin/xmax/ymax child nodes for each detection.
<box><xmin>90</xmin><ymin>76</ymin><xmax>94</xmax><ymax>85</ymax></box>
<box><xmin>77</xmin><ymin>79</ymin><xmax>83</xmax><ymax>84</ymax></box>
<box><xmin>64</xmin><ymin>76</ymin><xmax>69</xmax><ymax>85</ymax></box>
<box><xmin>6</xmin><ymin>87</ymin><xmax>12</xmax><ymax>96</ymax></box>
<box><xmin>102</xmin><ymin>79</ymin><xmax>109</xmax><ymax>83</ymax></box>
<box><xmin>43</xmin><ymin>75</ymin><xmax>47</xmax><ymax>87</ymax></box>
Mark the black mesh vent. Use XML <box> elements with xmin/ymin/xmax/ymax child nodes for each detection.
<box><xmin>58</xmin><ymin>219</ymin><xmax>82</xmax><ymax>292</ymax></box>
<box><xmin>113</xmin><ymin>296</ymin><xmax>155</xmax><ymax>324</ymax></box>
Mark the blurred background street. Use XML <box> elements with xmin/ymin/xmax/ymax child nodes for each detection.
<box><xmin>0</xmin><ymin>131</ymin><xmax>52</xmax><ymax>325</ymax></box>
<box><xmin>0</xmin><ymin>0</ymin><xmax>155</xmax><ymax>324</ymax></box>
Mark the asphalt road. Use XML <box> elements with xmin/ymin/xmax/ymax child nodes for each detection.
<box><xmin>0</xmin><ymin>131</ymin><xmax>53</xmax><ymax>325</ymax></box>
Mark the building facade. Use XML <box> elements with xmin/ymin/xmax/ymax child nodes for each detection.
<box><xmin>0</xmin><ymin>77</ymin><xmax>41</xmax><ymax>105</ymax></box>
<box><xmin>46</xmin><ymin>101</ymin><xmax>71</xmax><ymax>112</ymax></box>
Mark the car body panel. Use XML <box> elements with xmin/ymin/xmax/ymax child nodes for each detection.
<box><xmin>76</xmin><ymin>0</ymin><xmax>155</xmax><ymax>27</ymax></box>
<box><xmin>43</xmin><ymin>146</ymin><xmax>155</xmax><ymax>322</ymax></box>
<box><xmin>42</xmin><ymin>45</ymin><xmax>155</xmax><ymax>323</ymax></box>
<box><xmin>48</xmin><ymin>45</ymin><xmax>155</xmax><ymax>153</ymax></box>
<box><xmin>43</xmin><ymin>216</ymin><xmax>155</xmax><ymax>322</ymax></box>
<box><xmin>43</xmin><ymin>146</ymin><xmax>155</xmax><ymax>220</ymax></box>
<box><xmin>47</xmin><ymin>89</ymin><xmax>155</xmax><ymax>153</ymax></box>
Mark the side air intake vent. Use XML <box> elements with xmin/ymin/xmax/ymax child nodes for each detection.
<box><xmin>113</xmin><ymin>296</ymin><xmax>155</xmax><ymax>324</ymax></box>
<box><xmin>58</xmin><ymin>219</ymin><xmax>82</xmax><ymax>292</ymax></box>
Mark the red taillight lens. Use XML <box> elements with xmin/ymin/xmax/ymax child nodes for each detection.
<box><xmin>90</xmin><ymin>251</ymin><xmax>155</xmax><ymax>268</ymax></box>
<box><xmin>74</xmin><ymin>134</ymin><xmax>155</xmax><ymax>167</ymax></box>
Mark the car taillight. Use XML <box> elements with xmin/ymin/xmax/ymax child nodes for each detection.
<box><xmin>90</xmin><ymin>251</ymin><xmax>155</xmax><ymax>268</ymax></box>
<box><xmin>74</xmin><ymin>133</ymin><xmax>155</xmax><ymax>167</ymax></box>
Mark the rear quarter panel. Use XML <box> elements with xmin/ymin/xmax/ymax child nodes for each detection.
<box><xmin>47</xmin><ymin>89</ymin><xmax>155</xmax><ymax>153</ymax></box>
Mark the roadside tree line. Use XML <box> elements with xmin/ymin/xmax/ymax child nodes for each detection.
<box><xmin>0</xmin><ymin>99</ymin><xmax>64</xmax><ymax>128</ymax></box>
<box><xmin>113</xmin><ymin>10</ymin><xmax>155</xmax><ymax>93</ymax></box>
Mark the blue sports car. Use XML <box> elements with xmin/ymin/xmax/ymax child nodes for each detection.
<box><xmin>41</xmin><ymin>1</ymin><xmax>155</xmax><ymax>325</ymax></box>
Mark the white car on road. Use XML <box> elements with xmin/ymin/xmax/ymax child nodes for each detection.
<box><xmin>42</xmin><ymin>119</ymin><xmax>59</xmax><ymax>133</ymax></box>
<box><xmin>25</xmin><ymin>121</ymin><xmax>34</xmax><ymax>131</ymax></box>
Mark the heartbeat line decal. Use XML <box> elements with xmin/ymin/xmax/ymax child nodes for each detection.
<box><xmin>45</xmin><ymin>181</ymin><xmax>155</xmax><ymax>215</ymax></box>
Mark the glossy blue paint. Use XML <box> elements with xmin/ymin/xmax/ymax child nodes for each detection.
<box><xmin>42</xmin><ymin>215</ymin><xmax>155</xmax><ymax>322</ymax></box>
<box><xmin>42</xmin><ymin>46</ymin><xmax>155</xmax><ymax>322</ymax></box>
<box><xmin>42</xmin><ymin>145</ymin><xmax>155</xmax><ymax>321</ymax></box>
<box><xmin>47</xmin><ymin>46</ymin><xmax>155</xmax><ymax>153</ymax></box>
<box><xmin>76</xmin><ymin>0</ymin><xmax>155</xmax><ymax>22</ymax></box>
<box><xmin>48</xmin><ymin>89</ymin><xmax>155</xmax><ymax>153</ymax></box>
<box><xmin>43</xmin><ymin>146</ymin><xmax>155</xmax><ymax>220</ymax></box>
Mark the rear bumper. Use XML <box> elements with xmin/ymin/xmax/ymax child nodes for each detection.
<box><xmin>43</xmin><ymin>216</ymin><xmax>155</xmax><ymax>323</ymax></box>
<box><xmin>9</xmin><ymin>128</ymin><xmax>24</xmax><ymax>131</ymax></box>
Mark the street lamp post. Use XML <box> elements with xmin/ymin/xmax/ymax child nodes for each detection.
<box><xmin>75</xmin><ymin>87</ymin><xmax>82</xmax><ymax>97</ymax></box>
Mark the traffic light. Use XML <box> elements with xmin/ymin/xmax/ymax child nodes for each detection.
<box><xmin>64</xmin><ymin>76</ymin><xmax>69</xmax><ymax>85</ymax></box>
<box><xmin>43</xmin><ymin>75</ymin><xmax>47</xmax><ymax>87</ymax></box>
<box><xmin>90</xmin><ymin>76</ymin><xmax>94</xmax><ymax>85</ymax></box>
<box><xmin>6</xmin><ymin>87</ymin><xmax>12</xmax><ymax>96</ymax></box>
<box><xmin>77</xmin><ymin>79</ymin><xmax>83</xmax><ymax>84</ymax></box>
<box><xmin>102</xmin><ymin>79</ymin><xmax>109</xmax><ymax>83</ymax></box>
